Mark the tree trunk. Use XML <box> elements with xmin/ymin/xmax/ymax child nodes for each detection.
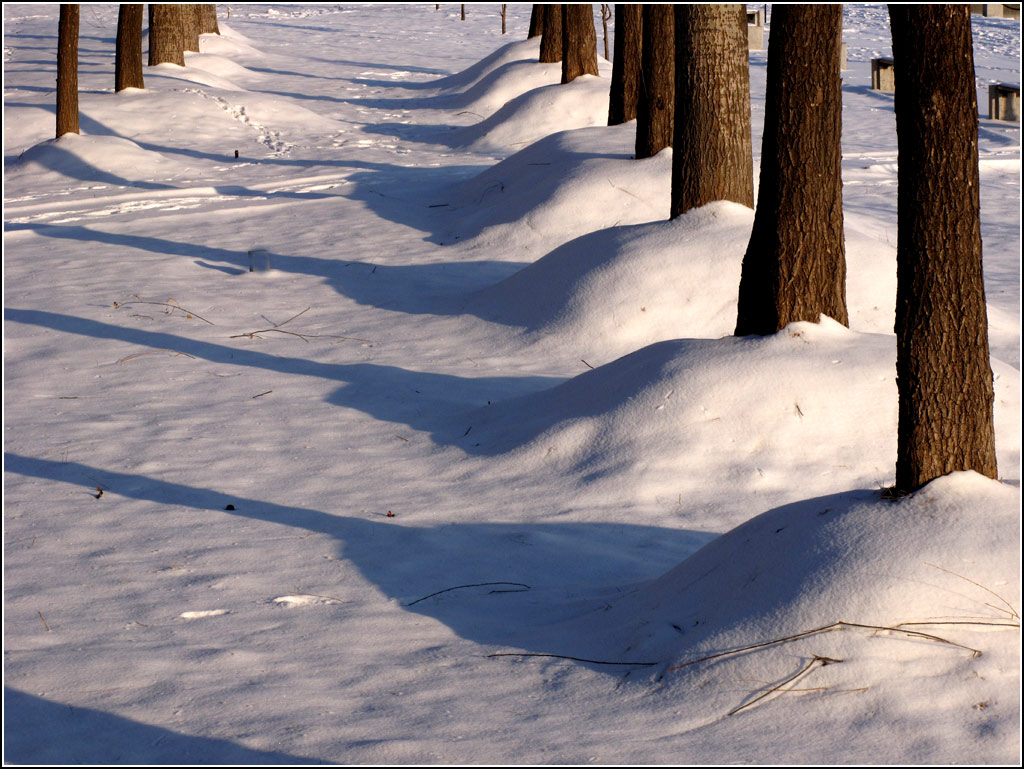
<box><xmin>56</xmin><ymin>4</ymin><xmax>79</xmax><ymax>138</ymax></box>
<box><xmin>181</xmin><ymin>4</ymin><xmax>201</xmax><ymax>52</ymax></box>
<box><xmin>889</xmin><ymin>5</ymin><xmax>998</xmax><ymax>493</ymax></box>
<box><xmin>635</xmin><ymin>4</ymin><xmax>673</xmax><ymax>158</ymax></box>
<box><xmin>501</xmin><ymin>4</ymin><xmax>507</xmax><ymax>35</ymax></box>
<box><xmin>735</xmin><ymin>5</ymin><xmax>847</xmax><ymax>335</ymax></box>
<box><xmin>528</xmin><ymin>5</ymin><xmax>542</xmax><ymax>38</ymax></box>
<box><xmin>601</xmin><ymin>4</ymin><xmax>611</xmax><ymax>60</ymax></box>
<box><xmin>199</xmin><ymin>4</ymin><xmax>219</xmax><ymax>35</ymax></box>
<box><xmin>149</xmin><ymin>4</ymin><xmax>185</xmax><ymax>66</ymax></box>
<box><xmin>461</xmin><ymin>4</ymin><xmax>466</xmax><ymax>21</ymax></box>
<box><xmin>670</xmin><ymin>4</ymin><xmax>754</xmax><ymax>217</ymax></box>
<box><xmin>116</xmin><ymin>4</ymin><xmax>145</xmax><ymax>91</ymax></box>
<box><xmin>608</xmin><ymin>4</ymin><xmax>641</xmax><ymax>125</ymax></box>
<box><xmin>539</xmin><ymin>4</ymin><xmax>562</xmax><ymax>63</ymax></box>
<box><xmin>561</xmin><ymin>4</ymin><xmax>598</xmax><ymax>84</ymax></box>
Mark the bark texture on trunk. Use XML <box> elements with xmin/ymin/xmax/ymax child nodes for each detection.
<box><xmin>889</xmin><ymin>4</ymin><xmax>998</xmax><ymax>492</ymax></box>
<box><xmin>635</xmin><ymin>4</ymin><xmax>673</xmax><ymax>158</ymax></box>
<box><xmin>57</xmin><ymin>4</ymin><xmax>79</xmax><ymax>137</ymax></box>
<box><xmin>608</xmin><ymin>4</ymin><xmax>642</xmax><ymax>126</ymax></box>
<box><xmin>149</xmin><ymin>4</ymin><xmax>185</xmax><ymax>66</ymax></box>
<box><xmin>182</xmin><ymin>4</ymin><xmax>201</xmax><ymax>52</ymax></box>
<box><xmin>561</xmin><ymin>5</ymin><xmax>598</xmax><ymax>83</ymax></box>
<box><xmin>116</xmin><ymin>4</ymin><xmax>145</xmax><ymax>91</ymax></box>
<box><xmin>539</xmin><ymin>4</ymin><xmax>563</xmax><ymax>63</ymax></box>
<box><xmin>735</xmin><ymin>5</ymin><xmax>847</xmax><ymax>335</ymax></box>
<box><xmin>528</xmin><ymin>5</ymin><xmax>542</xmax><ymax>38</ymax></box>
<box><xmin>199</xmin><ymin>4</ymin><xmax>219</xmax><ymax>35</ymax></box>
<box><xmin>671</xmin><ymin>4</ymin><xmax>753</xmax><ymax>217</ymax></box>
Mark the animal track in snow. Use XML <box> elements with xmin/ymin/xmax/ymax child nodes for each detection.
<box><xmin>183</xmin><ymin>87</ymin><xmax>293</xmax><ymax>156</ymax></box>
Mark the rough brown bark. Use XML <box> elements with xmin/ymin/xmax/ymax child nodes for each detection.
<box><xmin>56</xmin><ymin>4</ymin><xmax>79</xmax><ymax>138</ymax></box>
<box><xmin>199</xmin><ymin>4</ymin><xmax>219</xmax><ymax>35</ymax></box>
<box><xmin>181</xmin><ymin>4</ymin><xmax>201</xmax><ymax>52</ymax></box>
<box><xmin>149</xmin><ymin>4</ymin><xmax>185</xmax><ymax>66</ymax></box>
<box><xmin>635</xmin><ymin>4</ymin><xmax>673</xmax><ymax>158</ymax></box>
<box><xmin>528</xmin><ymin>5</ymin><xmax>542</xmax><ymax>38</ymax></box>
<box><xmin>670</xmin><ymin>4</ymin><xmax>754</xmax><ymax>217</ymax></box>
<box><xmin>608</xmin><ymin>4</ymin><xmax>642</xmax><ymax>125</ymax></box>
<box><xmin>116</xmin><ymin>4</ymin><xmax>145</xmax><ymax>91</ymax></box>
<box><xmin>539</xmin><ymin>4</ymin><xmax>562</xmax><ymax>63</ymax></box>
<box><xmin>561</xmin><ymin>5</ymin><xmax>599</xmax><ymax>84</ymax></box>
<box><xmin>735</xmin><ymin>5</ymin><xmax>847</xmax><ymax>335</ymax></box>
<box><xmin>889</xmin><ymin>5</ymin><xmax>998</xmax><ymax>492</ymax></box>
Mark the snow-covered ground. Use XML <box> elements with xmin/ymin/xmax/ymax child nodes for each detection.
<box><xmin>3</xmin><ymin>4</ymin><xmax>1020</xmax><ymax>764</ymax></box>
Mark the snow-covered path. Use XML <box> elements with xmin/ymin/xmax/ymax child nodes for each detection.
<box><xmin>4</xmin><ymin>5</ymin><xmax>1020</xmax><ymax>764</ymax></box>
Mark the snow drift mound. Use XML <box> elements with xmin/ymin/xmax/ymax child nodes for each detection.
<box><xmin>464</xmin><ymin>202</ymin><xmax>750</xmax><ymax>359</ymax></box>
<box><xmin>556</xmin><ymin>472</ymin><xmax>1020</xmax><ymax>760</ymax></box>
<box><xmin>10</xmin><ymin>134</ymin><xmax>193</xmax><ymax>184</ymax></box>
<box><xmin>450</xmin><ymin>68</ymin><xmax>612</xmax><ymax>153</ymax></box>
<box><xmin>430</xmin><ymin>37</ymin><xmax>543</xmax><ymax>94</ymax></box>
<box><xmin>435</xmin><ymin>59</ymin><xmax>563</xmax><ymax>116</ymax></box>
<box><xmin>452</xmin><ymin>319</ymin><xmax>1021</xmax><ymax>521</ymax></box>
<box><xmin>442</xmin><ymin>123</ymin><xmax>667</xmax><ymax>247</ymax></box>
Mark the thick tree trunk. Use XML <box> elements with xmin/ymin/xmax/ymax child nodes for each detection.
<box><xmin>635</xmin><ymin>4</ymin><xmax>673</xmax><ymax>158</ymax></box>
<box><xmin>116</xmin><ymin>4</ymin><xmax>145</xmax><ymax>91</ymax></box>
<box><xmin>539</xmin><ymin>4</ymin><xmax>562</xmax><ymax>63</ymax></box>
<box><xmin>528</xmin><ymin>5</ymin><xmax>542</xmax><ymax>38</ymax></box>
<box><xmin>561</xmin><ymin>4</ymin><xmax>598</xmax><ymax>84</ymax></box>
<box><xmin>56</xmin><ymin>4</ymin><xmax>79</xmax><ymax>137</ymax></box>
<box><xmin>889</xmin><ymin>5</ymin><xmax>998</xmax><ymax>493</ymax></box>
<box><xmin>735</xmin><ymin>5</ymin><xmax>847</xmax><ymax>335</ymax></box>
<box><xmin>607</xmin><ymin>4</ymin><xmax>642</xmax><ymax>126</ymax></box>
<box><xmin>181</xmin><ymin>4</ymin><xmax>201</xmax><ymax>52</ymax></box>
<box><xmin>199</xmin><ymin>4</ymin><xmax>219</xmax><ymax>35</ymax></box>
<box><xmin>670</xmin><ymin>4</ymin><xmax>753</xmax><ymax>217</ymax></box>
<box><xmin>149</xmin><ymin>4</ymin><xmax>185</xmax><ymax>66</ymax></box>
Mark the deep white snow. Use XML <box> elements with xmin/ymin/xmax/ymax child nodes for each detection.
<box><xmin>3</xmin><ymin>4</ymin><xmax>1021</xmax><ymax>764</ymax></box>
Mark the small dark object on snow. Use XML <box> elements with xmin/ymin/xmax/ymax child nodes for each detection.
<box><xmin>234</xmin><ymin>150</ymin><xmax>239</xmax><ymax>158</ymax></box>
<box><xmin>225</xmin><ymin>504</ymin><xmax>235</xmax><ymax>510</ymax></box>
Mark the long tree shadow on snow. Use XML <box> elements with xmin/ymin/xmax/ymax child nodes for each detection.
<box><xmin>4</xmin><ymin>309</ymin><xmax>560</xmax><ymax>443</ymax></box>
<box><xmin>5</xmin><ymin>453</ymin><xmax>717</xmax><ymax>674</ymax></box>
<box><xmin>3</xmin><ymin>689</ymin><xmax>321</xmax><ymax>765</ymax></box>
<box><xmin>4</xmin><ymin>223</ymin><xmax>524</xmax><ymax>317</ymax></box>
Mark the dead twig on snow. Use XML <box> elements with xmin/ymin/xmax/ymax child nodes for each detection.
<box><xmin>407</xmin><ymin>581</ymin><xmax>531</xmax><ymax>606</ymax></box>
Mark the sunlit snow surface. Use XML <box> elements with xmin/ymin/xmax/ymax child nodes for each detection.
<box><xmin>3</xmin><ymin>4</ymin><xmax>1020</xmax><ymax>764</ymax></box>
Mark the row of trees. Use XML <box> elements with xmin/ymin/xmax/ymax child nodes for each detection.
<box><xmin>523</xmin><ymin>4</ymin><xmax>997</xmax><ymax>495</ymax></box>
<box><xmin>56</xmin><ymin>4</ymin><xmax>220</xmax><ymax>137</ymax></box>
<box><xmin>52</xmin><ymin>4</ymin><xmax>999</xmax><ymax>495</ymax></box>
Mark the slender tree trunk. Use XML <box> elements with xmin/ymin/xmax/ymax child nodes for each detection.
<box><xmin>539</xmin><ymin>4</ymin><xmax>562</xmax><ymax>63</ymax></box>
<box><xmin>501</xmin><ymin>4</ymin><xmax>506</xmax><ymax>34</ymax></box>
<box><xmin>461</xmin><ymin>4</ymin><xmax>466</xmax><ymax>21</ymax></box>
<box><xmin>56</xmin><ymin>4</ymin><xmax>79</xmax><ymax>138</ymax></box>
<box><xmin>199</xmin><ymin>4</ymin><xmax>219</xmax><ymax>35</ymax></box>
<box><xmin>670</xmin><ymin>4</ymin><xmax>754</xmax><ymax>217</ymax></box>
<box><xmin>889</xmin><ymin>5</ymin><xmax>998</xmax><ymax>493</ymax></box>
<box><xmin>116</xmin><ymin>4</ymin><xmax>145</xmax><ymax>91</ymax></box>
<box><xmin>528</xmin><ymin>5</ymin><xmax>543</xmax><ymax>38</ymax></box>
<box><xmin>735</xmin><ymin>5</ymin><xmax>847</xmax><ymax>335</ymax></box>
<box><xmin>181</xmin><ymin>4</ymin><xmax>201</xmax><ymax>52</ymax></box>
<box><xmin>561</xmin><ymin>4</ymin><xmax>598</xmax><ymax>84</ymax></box>
<box><xmin>149</xmin><ymin>4</ymin><xmax>185</xmax><ymax>66</ymax></box>
<box><xmin>608</xmin><ymin>4</ymin><xmax>642</xmax><ymax>125</ymax></box>
<box><xmin>635</xmin><ymin>4</ymin><xmax>674</xmax><ymax>158</ymax></box>
<box><xmin>601</xmin><ymin>4</ymin><xmax>611</xmax><ymax>60</ymax></box>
